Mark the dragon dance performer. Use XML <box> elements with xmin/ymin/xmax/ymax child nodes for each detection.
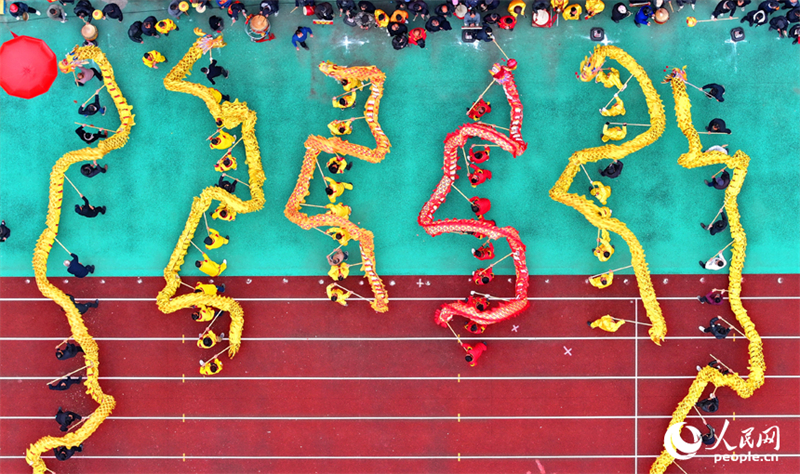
<box><xmin>156</xmin><ymin>18</ymin><xmax>179</xmax><ymax>35</ymax></box>
<box><xmin>588</xmin><ymin>315</ymin><xmax>625</xmax><ymax>332</ymax></box>
<box><xmin>326</xmin><ymin>203</ymin><xmax>352</xmax><ymax>219</ymax></box>
<box><xmin>191</xmin><ymin>304</ymin><xmax>215</xmax><ymax>322</ymax></box>
<box><xmin>705</xmin><ymin>169</ymin><xmax>731</xmax><ymax>189</ymax></box>
<box><xmin>600</xmin><ymin>96</ymin><xmax>625</xmax><ymax>117</ymax></box>
<box><xmin>327</xmin><ymin>248</ymin><xmax>349</xmax><ymax>265</ymax></box>
<box><xmin>64</xmin><ymin>253</ymin><xmax>95</xmax><ymax>278</ymax></box>
<box><xmin>49</xmin><ymin>376</ymin><xmax>83</xmax><ymax>391</ymax></box>
<box><xmin>469</xmin><ymin>196</ymin><xmax>491</xmax><ymax>217</ymax></box>
<box><xmin>700</xmin><ymin>251</ymin><xmax>727</xmax><ymax>270</ymax></box>
<box><xmin>467</xmin><ymin>99</ymin><xmax>491</xmax><ymax>121</ymax></box>
<box><xmin>699</xmin><ymin>316</ymin><xmax>731</xmax><ymax>339</ymax></box>
<box><xmin>701</xmin><ymin>210</ymin><xmax>728</xmax><ymax>236</ymax></box>
<box><xmin>469</xmin><ymin>146</ymin><xmax>490</xmax><ymax>163</ymax></box>
<box><xmin>698</xmin><ymin>288</ymin><xmax>726</xmax><ymax>305</ymax></box>
<box><xmin>197</xmin><ymin>330</ymin><xmax>223</xmax><ymax>349</ymax></box>
<box><xmin>204</xmin><ymin>228</ymin><xmax>230</xmax><ymax>250</ymax></box>
<box><xmin>696</xmin><ymin>392</ymin><xmax>719</xmax><ymax>412</ymax></box>
<box><xmin>196</xmin><ymin>253</ymin><xmax>227</xmax><ymax>277</ymax></box>
<box><xmin>55</xmin><ymin>408</ymin><xmax>82</xmax><ymax>432</ymax></box>
<box><xmin>210</xmin><ymin>130</ymin><xmax>236</xmax><ymax>150</ymax></box>
<box><xmin>595</xmin><ymin>68</ymin><xmax>623</xmax><ymax>89</ymax></box>
<box><xmin>601</xmin><ymin>122</ymin><xmax>627</xmax><ymax>142</ymax></box>
<box><xmin>328</xmin><ymin>263</ymin><xmax>349</xmax><ymax>281</ymax></box>
<box><xmin>328</xmin><ymin>120</ymin><xmax>354</xmax><ymax>136</ymax></box>
<box><xmin>54</xmin><ymin>444</ymin><xmax>83</xmax><ymax>461</ymax></box>
<box><xmin>593</xmin><ymin>230</ymin><xmax>615</xmax><ymax>262</ymax></box>
<box><xmin>215</xmin><ymin>154</ymin><xmax>237</xmax><ymax>172</ymax></box>
<box><xmin>195</xmin><ymin>281</ymin><xmax>226</xmax><ymax>295</ymax></box>
<box><xmin>333</xmin><ymin>91</ymin><xmax>357</xmax><ymax>109</ymax></box>
<box><xmin>326</xmin><ymin>283</ymin><xmax>352</xmax><ymax>306</ymax></box>
<box><xmin>472</xmin><ymin>267</ymin><xmax>494</xmax><ymax>285</ymax></box>
<box><xmin>56</xmin><ymin>342</ymin><xmax>84</xmax><ymax>360</ymax></box>
<box><xmin>472</xmin><ymin>241</ymin><xmax>494</xmax><ymax>260</ymax></box>
<box><xmin>589</xmin><ymin>273</ymin><xmax>613</xmax><ymax>288</ymax></box>
<box><xmin>200</xmin><ymin>358</ymin><xmax>223</xmax><ymax>375</ymax></box>
<box><xmin>463</xmin><ymin>342</ymin><xmax>487</xmax><ymax>367</ymax></box>
<box><xmin>468</xmin><ymin>163</ymin><xmax>492</xmax><ymax>187</ymax></box>
<box><xmin>326</xmin><ymin>155</ymin><xmax>352</xmax><ymax>174</ymax></box>
<box><xmin>327</xmin><ymin>227</ymin><xmax>352</xmax><ymax>246</ymax></box>
<box><xmin>324</xmin><ymin>177</ymin><xmax>353</xmax><ymax>203</ymax></box>
<box><xmin>589</xmin><ymin>181</ymin><xmax>611</xmax><ymax>205</ymax></box>
<box><xmin>212</xmin><ymin>204</ymin><xmax>236</xmax><ymax>221</ymax></box>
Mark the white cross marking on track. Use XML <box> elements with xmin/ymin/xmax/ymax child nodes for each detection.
<box><xmin>416</xmin><ymin>279</ymin><xmax>425</xmax><ymax>288</ymax></box>
<box><xmin>563</xmin><ymin>346</ymin><xmax>572</xmax><ymax>356</ymax></box>
<box><xmin>511</xmin><ymin>325</ymin><xmax>519</xmax><ymax>332</ymax></box>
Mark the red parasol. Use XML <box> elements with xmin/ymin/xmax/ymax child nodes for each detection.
<box><xmin>0</xmin><ymin>32</ymin><xmax>58</xmax><ymax>99</ymax></box>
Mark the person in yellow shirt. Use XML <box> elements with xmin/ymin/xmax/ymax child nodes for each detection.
<box><xmin>210</xmin><ymin>88</ymin><xmax>231</xmax><ymax>104</ymax></box>
<box><xmin>601</xmin><ymin>122</ymin><xmax>627</xmax><ymax>142</ymax></box>
<box><xmin>588</xmin><ymin>315</ymin><xmax>625</xmax><ymax>332</ymax></box>
<box><xmin>142</xmin><ymin>51</ymin><xmax>166</xmax><ymax>69</ymax></box>
<box><xmin>333</xmin><ymin>91</ymin><xmax>357</xmax><ymax>109</ymax></box>
<box><xmin>340</xmin><ymin>77</ymin><xmax>363</xmax><ymax>92</ymax></box>
<box><xmin>563</xmin><ymin>4</ymin><xmax>581</xmax><ymax>19</ymax></box>
<box><xmin>194</xmin><ymin>281</ymin><xmax>225</xmax><ymax>295</ymax></box>
<box><xmin>209</xmin><ymin>130</ymin><xmax>236</xmax><ymax>150</ymax></box>
<box><xmin>197</xmin><ymin>330</ymin><xmax>223</xmax><ymax>349</ymax></box>
<box><xmin>204</xmin><ymin>228</ymin><xmax>229</xmax><ymax>250</ymax></box>
<box><xmin>196</xmin><ymin>252</ymin><xmax>227</xmax><ymax>277</ymax></box>
<box><xmin>214</xmin><ymin>154</ymin><xmax>237</xmax><ymax>172</ymax></box>
<box><xmin>589</xmin><ymin>273</ymin><xmax>613</xmax><ymax>289</ymax></box>
<box><xmin>600</xmin><ymin>95</ymin><xmax>625</xmax><ymax>117</ymax></box>
<box><xmin>584</xmin><ymin>0</ymin><xmax>604</xmax><ymax>19</ymax></box>
<box><xmin>593</xmin><ymin>230</ymin><xmax>615</xmax><ymax>262</ymax></box>
<box><xmin>326</xmin><ymin>283</ymin><xmax>351</xmax><ymax>306</ymax></box>
<box><xmin>155</xmin><ymin>18</ymin><xmax>179</xmax><ymax>35</ymax></box>
<box><xmin>595</xmin><ymin>68</ymin><xmax>623</xmax><ymax>89</ymax></box>
<box><xmin>212</xmin><ymin>204</ymin><xmax>236</xmax><ymax>221</ymax></box>
<box><xmin>326</xmin><ymin>203</ymin><xmax>352</xmax><ymax>219</ymax></box>
<box><xmin>191</xmin><ymin>304</ymin><xmax>215</xmax><ymax>322</ymax></box>
<box><xmin>326</xmin><ymin>155</ymin><xmax>352</xmax><ymax>174</ymax></box>
<box><xmin>589</xmin><ymin>181</ymin><xmax>611</xmax><ymax>205</ymax></box>
<box><xmin>328</xmin><ymin>263</ymin><xmax>349</xmax><ymax>281</ymax></box>
<box><xmin>324</xmin><ymin>177</ymin><xmax>353</xmax><ymax>203</ymax></box>
<box><xmin>551</xmin><ymin>0</ymin><xmax>568</xmax><ymax>11</ymax></box>
<box><xmin>327</xmin><ymin>227</ymin><xmax>352</xmax><ymax>246</ymax></box>
<box><xmin>200</xmin><ymin>358</ymin><xmax>223</xmax><ymax>375</ymax></box>
<box><xmin>328</xmin><ymin>120</ymin><xmax>353</xmax><ymax>136</ymax></box>
<box><xmin>508</xmin><ymin>0</ymin><xmax>526</xmax><ymax>17</ymax></box>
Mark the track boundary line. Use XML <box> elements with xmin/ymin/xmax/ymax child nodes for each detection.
<box><xmin>3</xmin><ymin>336</ymin><xmax>797</xmax><ymax>342</ymax></box>
<box><xmin>2</xmin><ymin>375</ymin><xmax>799</xmax><ymax>381</ymax></box>
<box><xmin>0</xmin><ymin>454</ymin><xmax>796</xmax><ymax>460</ymax></box>
<box><xmin>635</xmin><ymin>299</ymin><xmax>639</xmax><ymax>474</ymax></box>
<box><xmin>2</xmin><ymin>296</ymin><xmax>798</xmax><ymax>302</ymax></box>
<box><xmin>4</xmin><ymin>414</ymin><xmax>799</xmax><ymax>421</ymax></box>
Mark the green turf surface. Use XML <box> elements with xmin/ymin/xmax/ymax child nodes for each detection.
<box><xmin>0</xmin><ymin>1</ymin><xmax>798</xmax><ymax>278</ymax></box>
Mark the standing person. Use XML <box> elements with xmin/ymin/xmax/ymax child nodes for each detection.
<box><xmin>200</xmin><ymin>60</ymin><xmax>229</xmax><ymax>85</ymax></box>
<box><xmin>67</xmin><ymin>294</ymin><xmax>99</xmax><ymax>315</ymax></box>
<box><xmin>100</xmin><ymin>2</ymin><xmax>123</xmax><ymax>21</ymax></box>
<box><xmin>226</xmin><ymin>0</ymin><xmax>247</xmax><ymax>24</ymax></box>
<box><xmin>292</xmin><ymin>26</ymin><xmax>314</xmax><ymax>50</ymax></box>
<box><xmin>156</xmin><ymin>18</ymin><xmax>179</xmax><ymax>35</ymax></box>
<box><xmin>463</xmin><ymin>342</ymin><xmax>487</xmax><ymax>367</ymax></box>
<box><xmin>698</xmin><ymin>288</ymin><xmax>727</xmax><ymax>305</ymax></box>
<box><xmin>78</xmin><ymin>95</ymin><xmax>106</xmax><ymax>117</ymax></box>
<box><xmin>705</xmin><ymin>169</ymin><xmax>731</xmax><ymax>189</ymax></box>
<box><xmin>634</xmin><ymin>5</ymin><xmax>652</xmax><ymax>26</ymax></box>
<box><xmin>80</xmin><ymin>160</ymin><xmax>108</xmax><ymax>177</ymax></box>
<box><xmin>55</xmin><ymin>408</ymin><xmax>82</xmax><ymax>432</ymax></box>
<box><xmin>700</xmin><ymin>317</ymin><xmax>732</xmax><ymax>339</ymax></box>
<box><xmin>711</xmin><ymin>0</ymin><xmax>737</xmax><ymax>17</ymax></box>
<box><xmin>142</xmin><ymin>15</ymin><xmax>160</xmax><ymax>37</ymax></box>
<box><xmin>64</xmin><ymin>254</ymin><xmax>95</xmax><ymax>278</ymax></box>
<box><xmin>610</xmin><ymin>2</ymin><xmax>631</xmax><ymax>20</ymax></box>
<box><xmin>47</xmin><ymin>3</ymin><xmax>68</xmax><ymax>22</ymax></box>
<box><xmin>56</xmin><ymin>341</ymin><xmax>84</xmax><ymax>360</ymax></box>
<box><xmin>260</xmin><ymin>0</ymin><xmax>280</xmax><ymax>15</ymax></box>
<box><xmin>168</xmin><ymin>0</ymin><xmax>186</xmax><ymax>18</ymax></box>
<box><xmin>209</xmin><ymin>15</ymin><xmax>225</xmax><ymax>32</ymax></box>
<box><xmin>599</xmin><ymin>159</ymin><xmax>624</xmax><ymax>178</ymax></box>
<box><xmin>701</xmin><ymin>210</ymin><xmax>728</xmax><ymax>235</ymax></box>
<box><xmin>76</xmin><ymin>127</ymin><xmax>108</xmax><ymax>145</ymax></box>
<box><xmin>142</xmin><ymin>51</ymin><xmax>167</xmax><ymax>69</ymax></box>
<box><xmin>0</xmin><ymin>220</ymin><xmax>10</xmax><ymax>242</ymax></box>
<box><xmin>75</xmin><ymin>66</ymin><xmax>102</xmax><ymax>87</ymax></box>
<box><xmin>702</xmin><ymin>83</ymin><xmax>726</xmax><ymax>102</ymax></box>
<box><xmin>73</xmin><ymin>0</ymin><xmax>94</xmax><ymax>20</ymax></box>
<box><xmin>75</xmin><ymin>195</ymin><xmax>106</xmax><ymax>218</ymax></box>
<box><xmin>9</xmin><ymin>2</ymin><xmax>40</xmax><ymax>19</ymax></box>
<box><xmin>128</xmin><ymin>21</ymin><xmax>145</xmax><ymax>43</ymax></box>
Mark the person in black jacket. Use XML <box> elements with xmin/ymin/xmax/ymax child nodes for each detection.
<box><xmin>73</xmin><ymin>0</ymin><xmax>94</xmax><ymax>20</ymax></box>
<box><xmin>54</xmin><ymin>444</ymin><xmax>83</xmax><ymax>460</ymax></box>
<box><xmin>142</xmin><ymin>15</ymin><xmax>160</xmax><ymax>37</ymax></box>
<box><xmin>101</xmin><ymin>2</ymin><xmax>122</xmax><ymax>21</ymax></box>
<box><xmin>55</xmin><ymin>408</ymin><xmax>82</xmax><ymax>432</ymax></box>
<box><xmin>75</xmin><ymin>195</ymin><xmax>106</xmax><ymax>218</ymax></box>
<box><xmin>64</xmin><ymin>254</ymin><xmax>95</xmax><ymax>278</ymax></box>
<box><xmin>599</xmin><ymin>160</ymin><xmax>624</xmax><ymax>178</ymax></box>
<box><xmin>128</xmin><ymin>21</ymin><xmax>144</xmax><ymax>43</ymax></box>
<box><xmin>56</xmin><ymin>341</ymin><xmax>85</xmax><ymax>360</ymax></box>
<box><xmin>0</xmin><ymin>220</ymin><xmax>9</xmax><ymax>242</ymax></box>
<box><xmin>76</xmin><ymin>127</ymin><xmax>108</xmax><ymax>145</ymax></box>
<box><xmin>200</xmin><ymin>60</ymin><xmax>229</xmax><ymax>85</ymax></box>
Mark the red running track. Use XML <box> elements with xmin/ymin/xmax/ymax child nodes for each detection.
<box><xmin>0</xmin><ymin>274</ymin><xmax>798</xmax><ymax>474</ymax></box>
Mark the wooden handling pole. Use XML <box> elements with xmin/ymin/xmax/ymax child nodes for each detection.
<box><xmin>190</xmin><ymin>240</ymin><xmax>204</xmax><ymax>254</ymax></box>
<box><xmin>74</xmin><ymin>122</ymin><xmax>117</xmax><ymax>134</ymax></box>
<box><xmin>487</xmin><ymin>252</ymin><xmax>514</xmax><ymax>269</ymax></box>
<box><xmin>709</xmin><ymin>353</ymin><xmax>734</xmax><ymax>373</ymax></box>
<box><xmin>80</xmin><ymin>85</ymin><xmax>106</xmax><ymax>108</ymax></box>
<box><xmin>327</xmin><ymin>244</ymin><xmax>343</xmax><ymax>256</ymax></box>
<box><xmin>221</xmin><ymin>173</ymin><xmax>251</xmax><ymax>188</ymax></box>
<box><xmin>301</xmin><ymin>203</ymin><xmax>329</xmax><ymax>209</ymax></box>
<box><xmin>492</xmin><ymin>37</ymin><xmax>509</xmax><ymax>59</ymax></box>
<box><xmin>716</xmin><ymin>316</ymin><xmax>748</xmax><ymax>339</ymax></box>
<box><xmin>200</xmin><ymin>345</ymin><xmax>231</xmax><ymax>366</ymax></box>
<box><xmin>611</xmin><ymin>317</ymin><xmax>653</xmax><ymax>326</ymax></box>
<box><xmin>200</xmin><ymin>311</ymin><xmax>223</xmax><ymax>337</ymax></box>
<box><xmin>444</xmin><ymin>320</ymin><xmax>469</xmax><ymax>351</ymax></box>
<box><xmin>470</xmin><ymin>290</ymin><xmax>511</xmax><ymax>301</ymax></box>
<box><xmin>53</xmin><ymin>237</ymin><xmax>71</xmax><ymax>256</ymax></box>
<box><xmin>203</xmin><ymin>212</ymin><xmax>210</xmax><ymax>233</ymax></box>
<box><xmin>717</xmin><ymin>240</ymin><xmax>735</xmax><ymax>256</ymax></box>
<box><xmin>334</xmin><ymin>283</ymin><xmax>371</xmax><ymax>301</ymax></box>
<box><xmin>207</xmin><ymin>128</ymin><xmax>222</xmax><ymax>141</ymax></box>
<box><xmin>684</xmin><ymin>80</ymin><xmax>716</xmax><ymax>99</ymax></box>
<box><xmin>608</xmin><ymin>122</ymin><xmax>650</xmax><ymax>127</ymax></box>
<box><xmin>589</xmin><ymin>264</ymin><xmax>633</xmax><ymax>279</ymax></box>
<box><xmin>180</xmin><ymin>281</ymin><xmax>196</xmax><ymax>290</ymax></box>
<box><xmin>67</xmin><ymin>415</ymin><xmax>90</xmax><ymax>432</ymax></box>
<box><xmin>333</xmin><ymin>82</ymin><xmax>371</xmax><ymax>99</ymax></box>
<box><xmin>462</xmin><ymin>147</ymin><xmax>470</xmax><ymax>171</ymax></box>
<box><xmin>711</xmin><ymin>166</ymin><xmax>728</xmax><ymax>178</ymax></box>
<box><xmin>63</xmin><ymin>174</ymin><xmax>82</xmax><ymax>197</ymax></box>
<box><xmin>580</xmin><ymin>164</ymin><xmax>596</xmax><ymax>186</ymax></box>
<box><xmin>55</xmin><ymin>337</ymin><xmax>73</xmax><ymax>349</ymax></box>
<box><xmin>693</xmin><ymin>405</ymin><xmax>707</xmax><ymax>425</ymax></box>
<box><xmin>450</xmin><ymin>183</ymin><xmax>473</xmax><ymax>204</ymax></box>
<box><xmin>695</xmin><ymin>16</ymin><xmax>738</xmax><ymax>22</ymax></box>
<box><xmin>315</xmin><ymin>158</ymin><xmax>328</xmax><ymax>186</ymax></box>
<box><xmin>480</xmin><ymin>122</ymin><xmax>510</xmax><ymax>131</ymax></box>
<box><xmin>466</xmin><ymin>79</ymin><xmax>496</xmax><ymax>117</ymax></box>
<box><xmin>47</xmin><ymin>363</ymin><xmax>92</xmax><ymax>386</ymax></box>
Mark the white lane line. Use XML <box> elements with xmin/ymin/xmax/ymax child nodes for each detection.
<box><xmin>3</xmin><ymin>414</ymin><xmax>799</xmax><ymax>421</ymax></box>
<box><xmin>1</xmin><ymin>296</ymin><xmax>798</xmax><ymax>302</ymax></box>
<box><xmin>2</xmin><ymin>375</ymin><xmax>799</xmax><ymax>381</ymax></box>
<box><xmin>0</xmin><ymin>454</ymin><xmax>796</xmax><ymax>460</ymax></box>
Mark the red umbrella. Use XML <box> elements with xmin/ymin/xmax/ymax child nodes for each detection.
<box><xmin>0</xmin><ymin>32</ymin><xmax>58</xmax><ymax>99</ymax></box>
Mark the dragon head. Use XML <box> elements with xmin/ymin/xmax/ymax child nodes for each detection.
<box><xmin>662</xmin><ymin>65</ymin><xmax>687</xmax><ymax>84</ymax></box>
<box><xmin>578</xmin><ymin>47</ymin><xmax>605</xmax><ymax>82</ymax></box>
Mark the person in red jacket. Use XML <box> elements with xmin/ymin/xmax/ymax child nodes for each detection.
<box><xmin>469</xmin><ymin>196</ymin><xmax>491</xmax><ymax>217</ymax></box>
<box><xmin>463</xmin><ymin>342</ymin><xmax>487</xmax><ymax>366</ymax></box>
<box><xmin>408</xmin><ymin>27</ymin><xmax>427</xmax><ymax>47</ymax></box>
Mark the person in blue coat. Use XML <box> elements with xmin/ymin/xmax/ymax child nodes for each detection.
<box><xmin>634</xmin><ymin>5</ymin><xmax>652</xmax><ymax>26</ymax></box>
<box><xmin>292</xmin><ymin>26</ymin><xmax>313</xmax><ymax>50</ymax></box>
<box><xmin>64</xmin><ymin>254</ymin><xmax>95</xmax><ymax>278</ymax></box>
